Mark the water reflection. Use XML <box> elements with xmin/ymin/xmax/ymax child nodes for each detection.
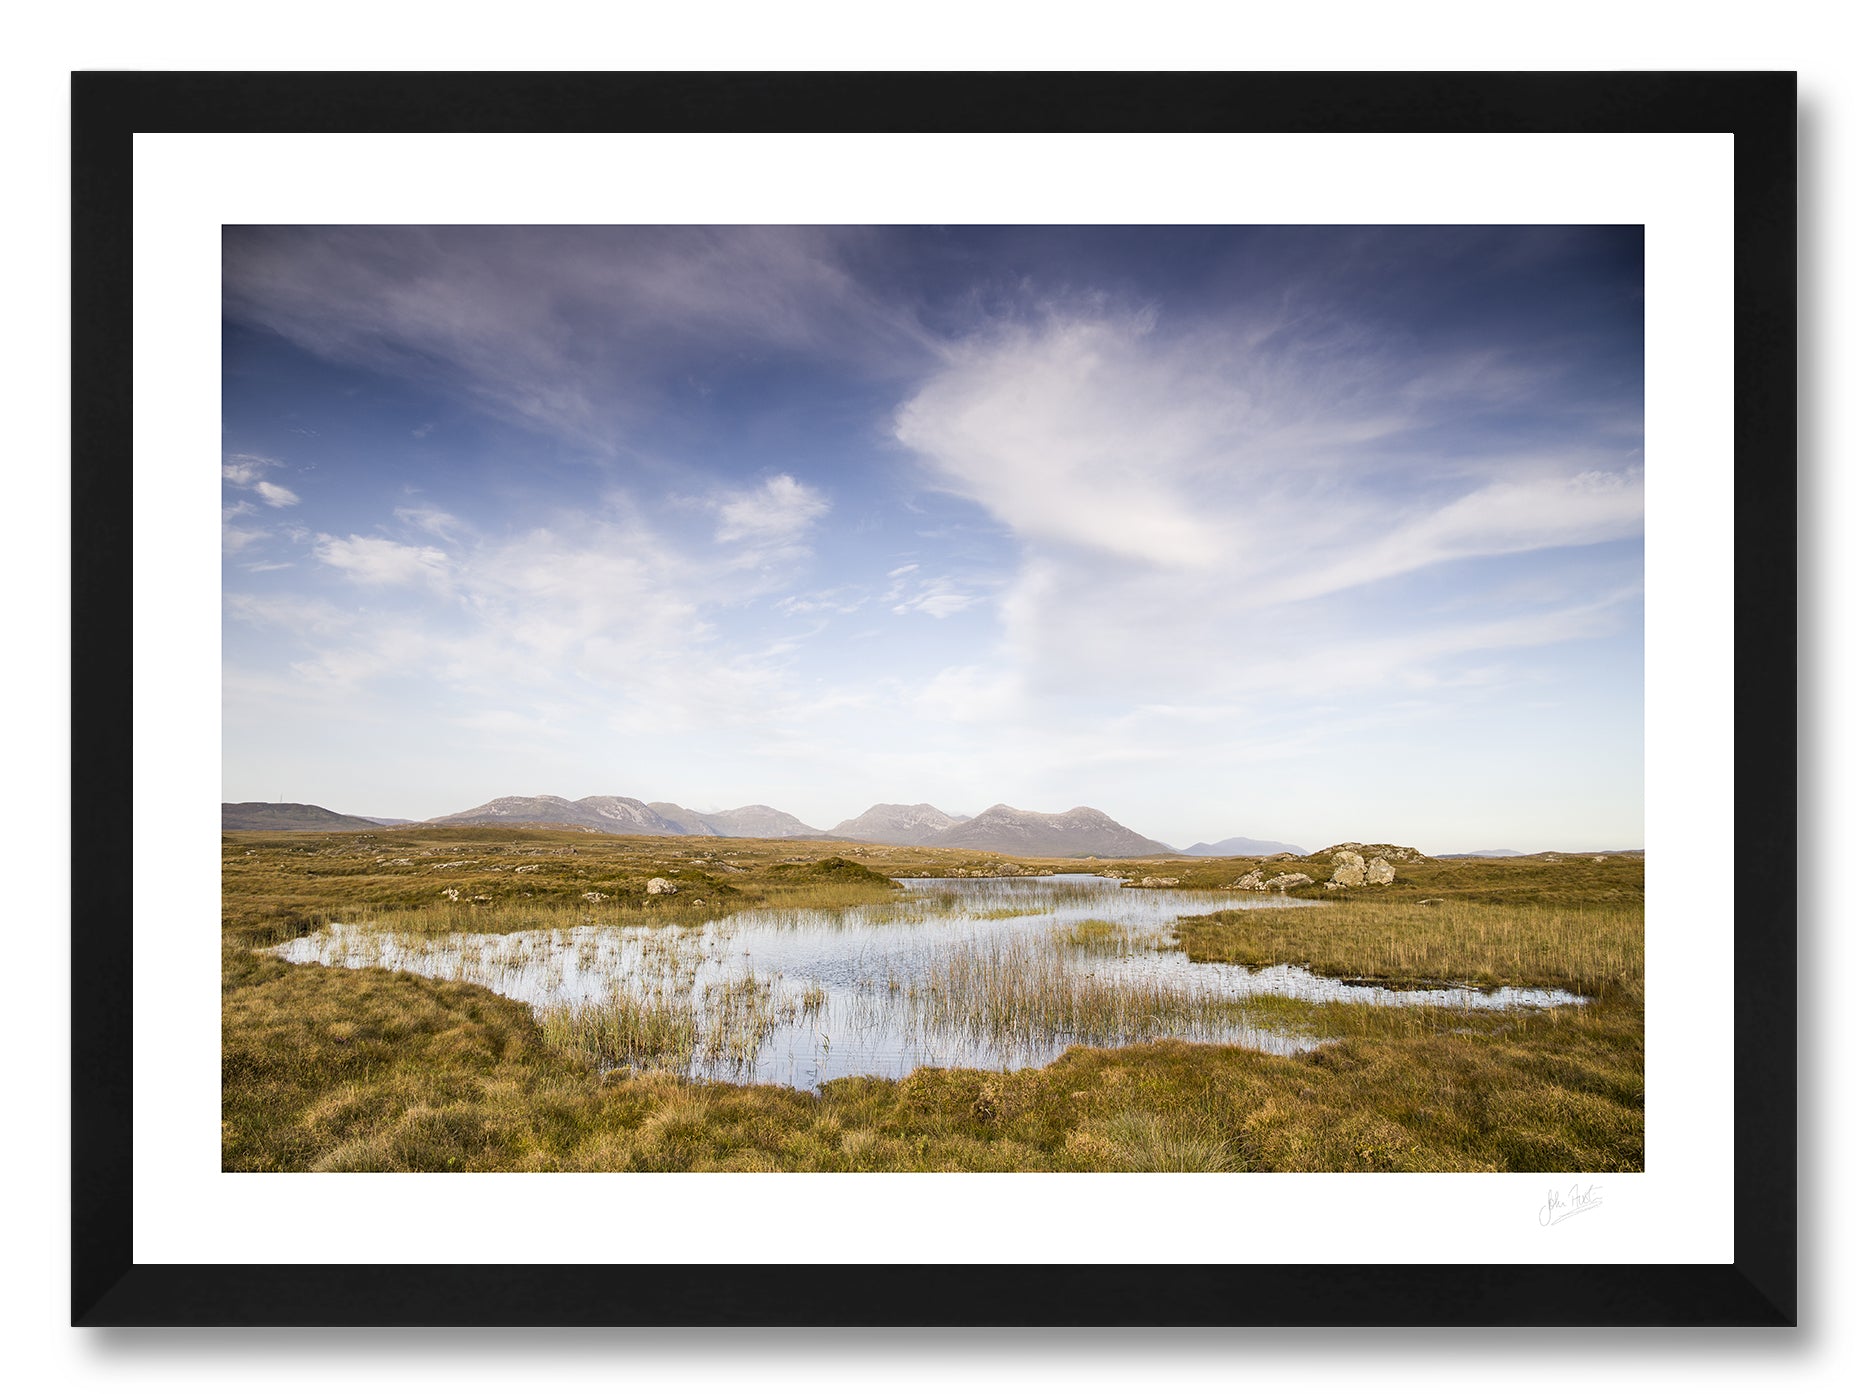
<box><xmin>273</xmin><ymin>875</ymin><xmax>1585</xmax><ymax>1090</ymax></box>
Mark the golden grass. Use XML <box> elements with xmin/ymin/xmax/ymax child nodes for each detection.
<box><xmin>1055</xmin><ymin>917</ymin><xmax>1172</xmax><ymax>955</ymax></box>
<box><xmin>221</xmin><ymin>826</ymin><xmax>1646</xmax><ymax>1173</ymax></box>
<box><xmin>223</xmin><ymin>955</ymin><xmax>1640</xmax><ymax>1173</ymax></box>
<box><xmin>1174</xmin><ymin>898</ymin><xmax>1643</xmax><ymax>998</ymax></box>
<box><xmin>535</xmin><ymin>992</ymin><xmax>698</xmax><ymax>1074</ymax></box>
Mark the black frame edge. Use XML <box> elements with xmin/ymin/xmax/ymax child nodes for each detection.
<box><xmin>71</xmin><ymin>69</ymin><xmax>1797</xmax><ymax>1328</ymax></box>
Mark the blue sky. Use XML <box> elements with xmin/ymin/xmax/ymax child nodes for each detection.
<box><xmin>222</xmin><ymin>225</ymin><xmax>1644</xmax><ymax>851</ymax></box>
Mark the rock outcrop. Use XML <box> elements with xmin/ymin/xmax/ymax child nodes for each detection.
<box><xmin>1326</xmin><ymin>850</ymin><xmax>1367</xmax><ymax>888</ymax></box>
<box><xmin>1324</xmin><ymin>849</ymin><xmax>1397</xmax><ymax>889</ymax></box>
<box><xmin>1262</xmin><ymin>872</ymin><xmax>1314</xmax><ymax>893</ymax></box>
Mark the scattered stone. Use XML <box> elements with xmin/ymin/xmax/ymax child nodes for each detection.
<box><xmin>470</xmin><ymin>894</ymin><xmax>492</xmax><ymax>903</ymax></box>
<box><xmin>1262</xmin><ymin>872</ymin><xmax>1314</xmax><ymax>893</ymax></box>
<box><xmin>581</xmin><ymin>890</ymin><xmax>606</xmax><ymax>903</ymax></box>
<box><xmin>645</xmin><ymin>877</ymin><xmax>678</xmax><ymax>895</ymax></box>
<box><xmin>441</xmin><ymin>887</ymin><xmax>461</xmax><ymax>902</ymax></box>
<box><xmin>1592</xmin><ymin>855</ymin><xmax>1609</xmax><ymax>862</ymax></box>
<box><xmin>1365</xmin><ymin>856</ymin><xmax>1395</xmax><ymax>885</ymax></box>
<box><xmin>513</xmin><ymin>864</ymin><xmax>542</xmax><ymax>873</ymax></box>
<box><xmin>1234</xmin><ymin>870</ymin><xmax>1266</xmax><ymax>890</ymax></box>
<box><xmin>1137</xmin><ymin>876</ymin><xmax>1180</xmax><ymax>887</ymax></box>
<box><xmin>1416</xmin><ymin>899</ymin><xmax>1440</xmax><ymax>905</ymax></box>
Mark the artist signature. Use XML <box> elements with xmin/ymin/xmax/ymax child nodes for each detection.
<box><xmin>1539</xmin><ymin>1181</ymin><xmax>1604</xmax><ymax>1227</ymax></box>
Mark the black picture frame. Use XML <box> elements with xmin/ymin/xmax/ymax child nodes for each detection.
<box><xmin>71</xmin><ymin>70</ymin><xmax>1797</xmax><ymax>1327</ymax></box>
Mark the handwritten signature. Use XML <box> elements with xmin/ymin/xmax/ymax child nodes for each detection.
<box><xmin>1538</xmin><ymin>1181</ymin><xmax>1604</xmax><ymax>1227</ymax></box>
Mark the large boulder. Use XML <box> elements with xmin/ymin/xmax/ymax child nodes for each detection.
<box><xmin>1328</xmin><ymin>850</ymin><xmax>1366</xmax><ymax>887</ymax></box>
<box><xmin>1365</xmin><ymin>856</ymin><xmax>1395</xmax><ymax>885</ymax></box>
<box><xmin>645</xmin><ymin>877</ymin><xmax>678</xmax><ymax>895</ymax></box>
<box><xmin>1233</xmin><ymin>870</ymin><xmax>1266</xmax><ymax>890</ymax></box>
<box><xmin>1263</xmin><ymin>871</ymin><xmax>1314</xmax><ymax>893</ymax></box>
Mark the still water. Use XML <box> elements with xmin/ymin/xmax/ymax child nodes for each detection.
<box><xmin>273</xmin><ymin>875</ymin><xmax>1585</xmax><ymax>1090</ymax></box>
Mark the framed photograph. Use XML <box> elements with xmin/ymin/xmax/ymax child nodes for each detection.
<box><xmin>72</xmin><ymin>71</ymin><xmax>1796</xmax><ymax>1325</ymax></box>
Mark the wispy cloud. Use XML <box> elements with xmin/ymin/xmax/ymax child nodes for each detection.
<box><xmin>312</xmin><ymin>534</ymin><xmax>450</xmax><ymax>589</ymax></box>
<box><xmin>224</xmin><ymin>226</ymin><xmax>939</xmax><ymax>454</ymax></box>
<box><xmin>711</xmin><ymin>474</ymin><xmax>829</xmax><ymax>547</ymax></box>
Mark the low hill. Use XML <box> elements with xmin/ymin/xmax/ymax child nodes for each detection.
<box><xmin>222</xmin><ymin>802</ymin><xmax>385</xmax><ymax>832</ymax></box>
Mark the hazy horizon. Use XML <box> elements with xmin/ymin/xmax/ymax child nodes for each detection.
<box><xmin>223</xmin><ymin>225</ymin><xmax>1644</xmax><ymax>853</ymax></box>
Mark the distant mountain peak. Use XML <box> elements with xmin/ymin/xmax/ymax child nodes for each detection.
<box><xmin>1181</xmin><ymin>836</ymin><xmax>1308</xmax><ymax>858</ymax></box>
<box><xmin>830</xmin><ymin>803</ymin><xmax>961</xmax><ymax>845</ymax></box>
<box><xmin>924</xmin><ymin>804</ymin><xmax>1171</xmax><ymax>858</ymax></box>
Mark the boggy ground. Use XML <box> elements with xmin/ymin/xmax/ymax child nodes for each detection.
<box><xmin>221</xmin><ymin>826</ymin><xmax>1644</xmax><ymax>1172</ymax></box>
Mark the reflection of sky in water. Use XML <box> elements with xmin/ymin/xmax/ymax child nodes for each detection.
<box><xmin>274</xmin><ymin>875</ymin><xmax>1587</xmax><ymax>1091</ymax></box>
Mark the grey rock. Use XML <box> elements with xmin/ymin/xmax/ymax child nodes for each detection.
<box><xmin>1262</xmin><ymin>872</ymin><xmax>1314</xmax><ymax>893</ymax></box>
<box><xmin>1329</xmin><ymin>850</ymin><xmax>1367</xmax><ymax>887</ymax></box>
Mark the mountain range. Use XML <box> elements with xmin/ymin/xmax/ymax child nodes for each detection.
<box><xmin>1178</xmin><ymin>836</ymin><xmax>1308</xmax><ymax>857</ymax></box>
<box><xmin>225</xmin><ymin>795</ymin><xmax>1289</xmax><ymax>860</ymax></box>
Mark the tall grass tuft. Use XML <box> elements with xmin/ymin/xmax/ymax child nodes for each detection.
<box><xmin>536</xmin><ymin>992</ymin><xmax>698</xmax><ymax>1073</ymax></box>
<box><xmin>910</xmin><ymin>937</ymin><xmax>1221</xmax><ymax>1049</ymax></box>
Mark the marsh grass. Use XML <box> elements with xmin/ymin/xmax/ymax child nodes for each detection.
<box><xmin>1175</xmin><ymin>898</ymin><xmax>1643</xmax><ymax>998</ymax></box>
<box><xmin>221</xmin><ymin>826</ymin><xmax>1645</xmax><ymax>1172</ymax></box>
<box><xmin>223</xmin><ymin>955</ymin><xmax>1641</xmax><ymax>1173</ymax></box>
<box><xmin>702</xmin><ymin>970</ymin><xmax>792</xmax><ymax>1072</ymax></box>
<box><xmin>1055</xmin><ymin>918</ymin><xmax>1174</xmax><ymax>956</ymax></box>
<box><xmin>537</xmin><ymin>992</ymin><xmax>697</xmax><ymax>1073</ymax></box>
<box><xmin>910</xmin><ymin>937</ymin><xmax>1231</xmax><ymax>1048</ymax></box>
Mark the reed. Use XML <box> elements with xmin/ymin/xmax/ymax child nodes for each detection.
<box><xmin>536</xmin><ymin>992</ymin><xmax>698</xmax><ymax>1073</ymax></box>
<box><xmin>909</xmin><ymin>937</ymin><xmax>1225</xmax><ymax>1048</ymax></box>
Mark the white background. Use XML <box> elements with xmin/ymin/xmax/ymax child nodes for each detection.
<box><xmin>132</xmin><ymin>129</ymin><xmax>1730</xmax><ymax>1268</ymax></box>
<box><xmin>7</xmin><ymin>2</ymin><xmax>1850</xmax><ymax>1390</ymax></box>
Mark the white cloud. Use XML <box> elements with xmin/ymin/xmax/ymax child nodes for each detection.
<box><xmin>712</xmin><ymin>474</ymin><xmax>829</xmax><ymax>547</ymax></box>
<box><xmin>394</xmin><ymin>505</ymin><xmax>467</xmax><ymax>541</ymax></box>
<box><xmin>222</xmin><ymin>453</ymin><xmax>281</xmax><ymax>486</ymax></box>
<box><xmin>313</xmin><ymin>534</ymin><xmax>451</xmax><ymax>589</ymax></box>
<box><xmin>222</xmin><ymin>227</ymin><xmax>937</xmax><ymax>453</ymax></box>
<box><xmin>894</xmin><ymin>316</ymin><xmax>1226</xmax><ymax>569</ymax></box>
<box><xmin>255</xmin><ymin>480</ymin><xmax>300</xmax><ymax>508</ymax></box>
